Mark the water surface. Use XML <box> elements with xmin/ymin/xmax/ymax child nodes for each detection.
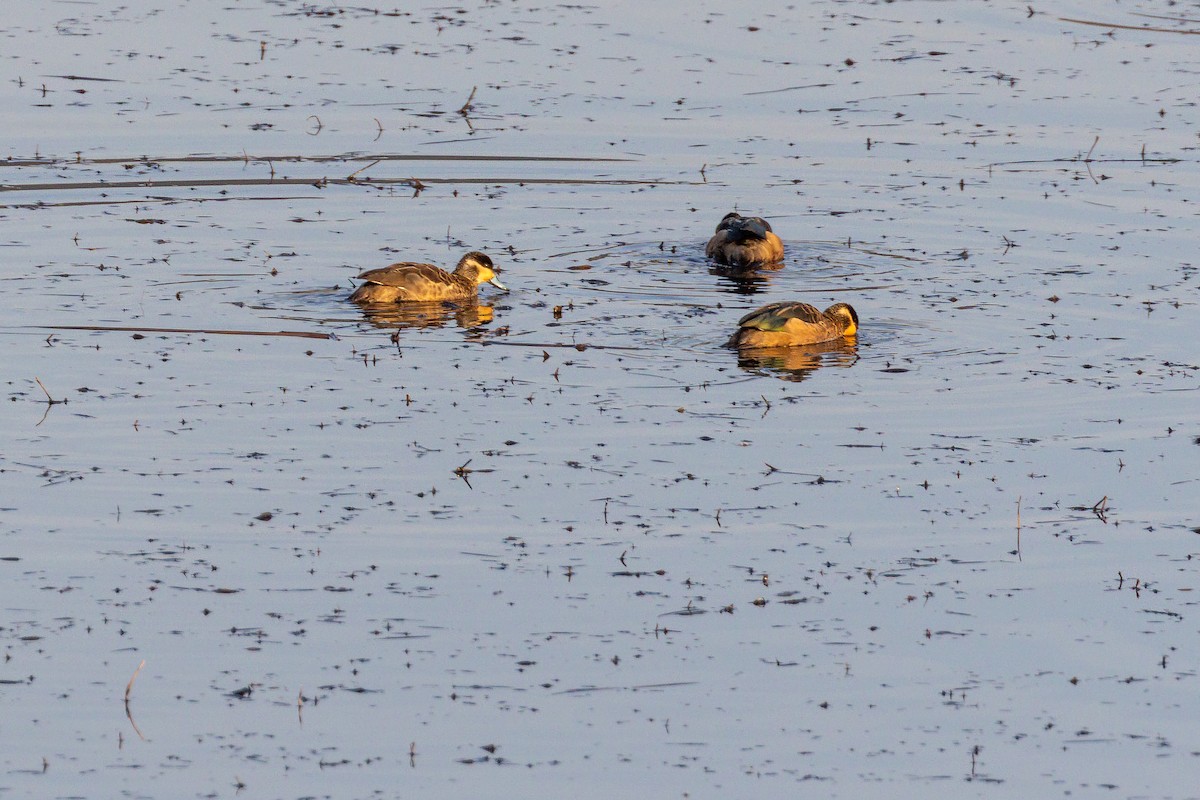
<box><xmin>2</xmin><ymin>1</ymin><xmax>1199</xmax><ymax>797</ymax></box>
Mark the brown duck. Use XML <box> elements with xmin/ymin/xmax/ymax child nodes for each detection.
<box><xmin>705</xmin><ymin>212</ymin><xmax>785</xmax><ymax>268</ymax></box>
<box><xmin>728</xmin><ymin>301</ymin><xmax>859</xmax><ymax>347</ymax></box>
<box><xmin>349</xmin><ymin>251</ymin><xmax>507</xmax><ymax>303</ymax></box>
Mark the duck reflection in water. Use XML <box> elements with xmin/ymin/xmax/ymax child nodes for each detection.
<box><xmin>355</xmin><ymin>300</ymin><xmax>495</xmax><ymax>332</ymax></box>
<box><xmin>734</xmin><ymin>339</ymin><xmax>859</xmax><ymax>383</ymax></box>
<box><xmin>708</xmin><ymin>261</ymin><xmax>783</xmax><ymax>296</ymax></box>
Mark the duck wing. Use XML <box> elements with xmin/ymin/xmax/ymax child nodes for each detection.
<box><xmin>355</xmin><ymin>262</ymin><xmax>449</xmax><ymax>289</ymax></box>
<box><xmin>738</xmin><ymin>301</ymin><xmax>824</xmax><ymax>330</ymax></box>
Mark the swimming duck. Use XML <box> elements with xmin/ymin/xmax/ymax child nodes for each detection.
<box><xmin>705</xmin><ymin>212</ymin><xmax>785</xmax><ymax>268</ymax></box>
<box><xmin>728</xmin><ymin>301</ymin><xmax>859</xmax><ymax>347</ymax></box>
<box><xmin>349</xmin><ymin>251</ymin><xmax>507</xmax><ymax>303</ymax></box>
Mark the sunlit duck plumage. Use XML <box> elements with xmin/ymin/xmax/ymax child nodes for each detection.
<box><xmin>705</xmin><ymin>212</ymin><xmax>785</xmax><ymax>268</ymax></box>
<box><xmin>728</xmin><ymin>301</ymin><xmax>859</xmax><ymax>347</ymax></box>
<box><xmin>349</xmin><ymin>251</ymin><xmax>507</xmax><ymax>303</ymax></box>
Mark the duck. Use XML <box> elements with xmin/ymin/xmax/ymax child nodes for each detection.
<box><xmin>728</xmin><ymin>301</ymin><xmax>859</xmax><ymax>347</ymax></box>
<box><xmin>349</xmin><ymin>251</ymin><xmax>507</xmax><ymax>303</ymax></box>
<box><xmin>705</xmin><ymin>212</ymin><xmax>785</xmax><ymax>268</ymax></box>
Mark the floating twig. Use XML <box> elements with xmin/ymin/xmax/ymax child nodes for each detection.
<box><xmin>1058</xmin><ymin>15</ymin><xmax>1200</xmax><ymax>34</ymax></box>
<box><xmin>475</xmin><ymin>339</ymin><xmax>636</xmax><ymax>351</ymax></box>
<box><xmin>124</xmin><ymin>659</ymin><xmax>147</xmax><ymax>741</ymax></box>
<box><xmin>3</xmin><ymin>152</ymin><xmax>632</xmax><ymax>168</ymax></box>
<box><xmin>38</xmin><ymin>324</ymin><xmax>333</xmax><ymax>340</ymax></box>
<box><xmin>0</xmin><ymin>175</ymin><xmax>689</xmax><ymax>200</ymax></box>
<box><xmin>124</xmin><ymin>659</ymin><xmax>145</xmax><ymax>704</ymax></box>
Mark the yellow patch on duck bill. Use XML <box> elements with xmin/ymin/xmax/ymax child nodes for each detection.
<box><xmin>482</xmin><ymin>267</ymin><xmax>507</xmax><ymax>291</ymax></box>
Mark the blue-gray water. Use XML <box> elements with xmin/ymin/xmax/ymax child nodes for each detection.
<box><xmin>2</xmin><ymin>1</ymin><xmax>1198</xmax><ymax>797</ymax></box>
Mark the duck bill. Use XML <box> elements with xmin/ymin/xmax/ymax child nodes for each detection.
<box><xmin>488</xmin><ymin>276</ymin><xmax>509</xmax><ymax>292</ymax></box>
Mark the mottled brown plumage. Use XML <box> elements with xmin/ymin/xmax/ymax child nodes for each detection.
<box><xmin>349</xmin><ymin>251</ymin><xmax>506</xmax><ymax>303</ymax></box>
<box><xmin>705</xmin><ymin>212</ymin><xmax>785</xmax><ymax>268</ymax></box>
<box><xmin>728</xmin><ymin>301</ymin><xmax>859</xmax><ymax>348</ymax></box>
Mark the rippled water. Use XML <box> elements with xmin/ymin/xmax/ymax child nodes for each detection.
<box><xmin>2</xmin><ymin>1</ymin><xmax>1199</xmax><ymax>797</ymax></box>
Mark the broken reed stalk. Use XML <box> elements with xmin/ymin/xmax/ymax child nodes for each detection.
<box><xmin>34</xmin><ymin>377</ymin><xmax>63</xmax><ymax>404</ymax></box>
<box><xmin>346</xmin><ymin>159</ymin><xmax>381</xmax><ymax>181</ymax></box>
<box><xmin>458</xmin><ymin>86</ymin><xmax>477</xmax><ymax>115</ymax></box>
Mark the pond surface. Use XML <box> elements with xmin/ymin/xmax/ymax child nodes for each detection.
<box><xmin>2</xmin><ymin>1</ymin><xmax>1199</xmax><ymax>797</ymax></box>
